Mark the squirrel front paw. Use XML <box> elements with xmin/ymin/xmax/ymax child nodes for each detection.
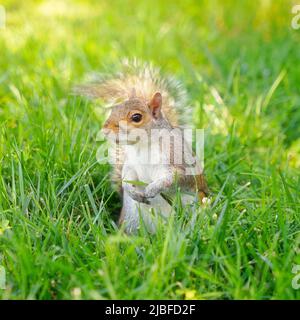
<box><xmin>125</xmin><ymin>185</ymin><xmax>150</xmax><ymax>204</ymax></box>
<box><xmin>130</xmin><ymin>190</ymin><xmax>150</xmax><ymax>204</ymax></box>
<box><xmin>144</xmin><ymin>186</ymin><xmax>158</xmax><ymax>199</ymax></box>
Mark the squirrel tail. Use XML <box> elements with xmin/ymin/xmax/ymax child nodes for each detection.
<box><xmin>74</xmin><ymin>59</ymin><xmax>191</xmax><ymax>126</ymax></box>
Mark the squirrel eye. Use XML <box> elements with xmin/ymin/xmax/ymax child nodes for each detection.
<box><xmin>131</xmin><ymin>113</ymin><xmax>142</xmax><ymax>123</ymax></box>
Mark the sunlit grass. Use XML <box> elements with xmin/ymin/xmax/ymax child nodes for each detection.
<box><xmin>0</xmin><ymin>0</ymin><xmax>299</xmax><ymax>299</ymax></box>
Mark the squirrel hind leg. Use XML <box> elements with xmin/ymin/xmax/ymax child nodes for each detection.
<box><xmin>195</xmin><ymin>174</ymin><xmax>210</xmax><ymax>205</ymax></box>
<box><xmin>198</xmin><ymin>190</ymin><xmax>211</xmax><ymax>206</ymax></box>
<box><xmin>118</xmin><ymin>206</ymin><xmax>125</xmax><ymax>226</ymax></box>
<box><xmin>198</xmin><ymin>191</ymin><xmax>206</xmax><ymax>204</ymax></box>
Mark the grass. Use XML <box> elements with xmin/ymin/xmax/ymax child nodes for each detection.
<box><xmin>0</xmin><ymin>0</ymin><xmax>300</xmax><ymax>299</ymax></box>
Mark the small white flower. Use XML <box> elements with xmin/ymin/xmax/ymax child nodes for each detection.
<box><xmin>71</xmin><ymin>287</ymin><xmax>82</xmax><ymax>299</ymax></box>
<box><xmin>202</xmin><ymin>197</ymin><xmax>212</xmax><ymax>205</ymax></box>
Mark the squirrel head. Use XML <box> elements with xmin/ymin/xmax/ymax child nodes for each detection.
<box><xmin>102</xmin><ymin>92</ymin><xmax>163</xmax><ymax>140</ymax></box>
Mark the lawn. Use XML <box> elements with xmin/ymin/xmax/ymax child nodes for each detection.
<box><xmin>0</xmin><ymin>0</ymin><xmax>299</xmax><ymax>299</ymax></box>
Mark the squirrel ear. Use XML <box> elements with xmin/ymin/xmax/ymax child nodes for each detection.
<box><xmin>149</xmin><ymin>92</ymin><xmax>162</xmax><ymax>119</ymax></box>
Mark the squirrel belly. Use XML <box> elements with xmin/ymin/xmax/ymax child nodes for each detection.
<box><xmin>120</xmin><ymin>143</ymin><xmax>173</xmax><ymax>233</ymax></box>
<box><xmin>120</xmin><ymin>157</ymin><xmax>193</xmax><ymax>234</ymax></box>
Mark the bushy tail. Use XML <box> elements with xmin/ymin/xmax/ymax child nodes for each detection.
<box><xmin>74</xmin><ymin>59</ymin><xmax>191</xmax><ymax>126</ymax></box>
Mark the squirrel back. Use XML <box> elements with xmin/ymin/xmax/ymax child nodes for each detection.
<box><xmin>74</xmin><ymin>59</ymin><xmax>191</xmax><ymax>126</ymax></box>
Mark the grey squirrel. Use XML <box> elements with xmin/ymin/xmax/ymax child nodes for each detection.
<box><xmin>76</xmin><ymin>60</ymin><xmax>209</xmax><ymax>233</ymax></box>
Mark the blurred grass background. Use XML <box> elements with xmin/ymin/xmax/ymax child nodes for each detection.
<box><xmin>0</xmin><ymin>0</ymin><xmax>300</xmax><ymax>299</ymax></box>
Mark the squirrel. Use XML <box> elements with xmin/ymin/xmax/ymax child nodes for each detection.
<box><xmin>76</xmin><ymin>60</ymin><xmax>209</xmax><ymax>233</ymax></box>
